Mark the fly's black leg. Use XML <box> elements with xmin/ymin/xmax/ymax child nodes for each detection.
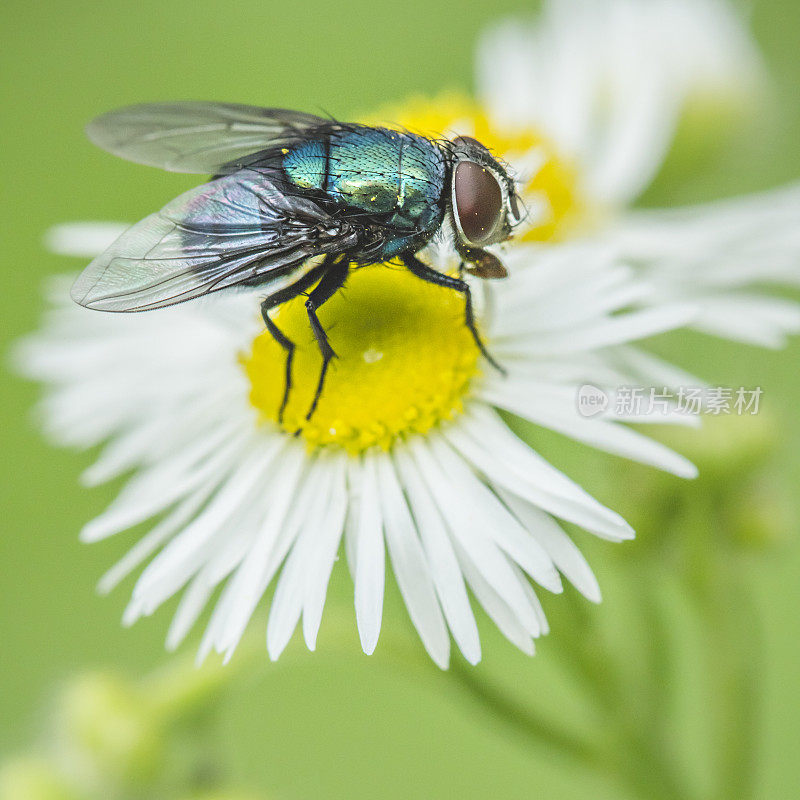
<box><xmin>260</xmin><ymin>264</ymin><xmax>327</xmax><ymax>423</ymax></box>
<box><xmin>401</xmin><ymin>253</ymin><xmax>505</xmax><ymax>374</ymax></box>
<box><xmin>304</xmin><ymin>257</ymin><xmax>350</xmax><ymax>421</ymax></box>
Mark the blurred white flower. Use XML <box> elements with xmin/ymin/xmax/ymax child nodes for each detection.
<box><xmin>475</xmin><ymin>0</ymin><xmax>799</xmax><ymax>346</ymax></box>
<box><xmin>603</xmin><ymin>185</ymin><xmax>800</xmax><ymax>346</ymax></box>
<box><xmin>478</xmin><ymin>0</ymin><xmax>767</xmax><ymax>206</ymax></box>
<box><xmin>15</xmin><ymin>0</ymin><xmax>800</xmax><ymax>667</ymax></box>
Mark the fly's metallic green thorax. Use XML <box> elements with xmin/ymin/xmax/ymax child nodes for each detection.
<box><xmin>282</xmin><ymin>126</ymin><xmax>447</xmax><ymax>259</ymax></box>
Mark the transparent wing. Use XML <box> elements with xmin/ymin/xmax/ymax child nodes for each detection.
<box><xmin>86</xmin><ymin>102</ymin><xmax>327</xmax><ymax>174</ymax></box>
<box><xmin>70</xmin><ymin>172</ymin><xmax>358</xmax><ymax>312</ymax></box>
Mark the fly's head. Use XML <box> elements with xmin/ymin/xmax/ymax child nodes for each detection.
<box><xmin>447</xmin><ymin>135</ymin><xmax>524</xmax><ymax>279</ymax></box>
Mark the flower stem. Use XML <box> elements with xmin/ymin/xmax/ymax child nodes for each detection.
<box><xmin>448</xmin><ymin>659</ymin><xmax>600</xmax><ymax>767</ymax></box>
<box><xmin>446</xmin><ymin>657</ymin><xmax>692</xmax><ymax>800</ymax></box>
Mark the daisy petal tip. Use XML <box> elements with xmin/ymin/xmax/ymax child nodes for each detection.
<box><xmin>543</xmin><ymin>571</ymin><xmax>564</xmax><ymax>595</ymax></box>
<box><xmin>120</xmin><ymin>603</ymin><xmax>141</xmax><ymax>629</ymax></box>
<box><xmin>194</xmin><ymin>645</ymin><xmax>213</xmax><ymax>669</ymax></box>
<box><xmin>680</xmin><ymin>462</ymin><xmax>700</xmax><ymax>480</ymax></box>
<box><xmin>78</xmin><ymin>468</ymin><xmax>103</xmax><ymax>488</ymax></box>
<box><xmin>520</xmin><ymin>638</ymin><xmax>535</xmax><ymax>657</ymax></box>
<box><xmin>462</xmin><ymin>646</ymin><xmax>482</xmax><ymax>666</ymax></box>
<box><xmin>359</xmin><ymin>633</ymin><xmax>379</xmax><ymax>656</ymax></box>
<box><xmin>78</xmin><ymin>521</ymin><xmax>103</xmax><ymax>544</ymax></box>
<box><xmin>355</xmin><ymin>600</ymin><xmax>384</xmax><ymax>656</ymax></box>
<box><xmin>429</xmin><ymin>647</ymin><xmax>451</xmax><ymax>671</ymax></box>
<box><xmin>582</xmin><ymin>581</ymin><xmax>602</xmax><ymax>605</ymax></box>
<box><xmin>592</xmin><ymin>511</ymin><xmax>635</xmax><ymax>541</ymax></box>
<box><xmin>266</xmin><ymin>632</ymin><xmax>290</xmax><ymax>663</ymax></box>
<box><xmin>657</xmin><ymin>456</ymin><xmax>700</xmax><ymax>480</ymax></box>
<box><xmin>616</xmin><ymin>523</ymin><xmax>636</xmax><ymax>542</ymax></box>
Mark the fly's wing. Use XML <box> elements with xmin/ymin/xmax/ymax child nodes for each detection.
<box><xmin>70</xmin><ymin>172</ymin><xmax>359</xmax><ymax>312</ymax></box>
<box><xmin>86</xmin><ymin>102</ymin><xmax>327</xmax><ymax>174</ymax></box>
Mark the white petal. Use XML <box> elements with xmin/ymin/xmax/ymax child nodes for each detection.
<box><xmin>166</xmin><ymin>511</ymin><xmax>258</xmax><ymax>651</ymax></box>
<box><xmin>481</xmin><ymin>381</ymin><xmax>698</xmax><ymax>478</ymax></box>
<box><xmin>426</xmin><ymin>436</ymin><xmax>563</xmax><ymax>591</ymax></box>
<box><xmin>393</xmin><ymin>447</ymin><xmax>481</xmax><ymax>665</ymax></box>
<box><xmin>342</xmin><ymin>461</ymin><xmax>360</xmax><ymax>583</ymax></box>
<box><xmin>610</xmin><ymin>346</ymin><xmax>706</xmax><ymax>391</ymax></box>
<box><xmin>130</xmin><ymin>442</ymin><xmax>283</xmax><ymax>616</ymax></box>
<box><xmin>604</xmin><ymin>183</ymin><xmax>800</xmax><ymax>346</ymax></box>
<box><xmin>497</xmin><ymin>304</ymin><xmax>698</xmax><ymax>357</ymax></box>
<box><xmin>82</xmin><ymin>401</ymin><xmax>243</xmax><ymax>487</ymax></box>
<box><xmin>454</xmin><ymin>542</ymin><xmax>536</xmax><ymax>656</ymax></box>
<box><xmin>352</xmin><ymin>453</ymin><xmax>386</xmax><ymax>656</ymax></box>
<box><xmin>267</xmin><ymin>457</ymin><xmax>335</xmax><ymax>661</ymax></box>
<box><xmin>374</xmin><ymin>453</ymin><xmax>450</xmax><ymax>669</ymax></box>
<box><xmin>97</xmin><ymin>483</ymin><xmax>215</xmax><ymax>595</ymax></box>
<box><xmin>691</xmin><ymin>295</ymin><xmax>800</xmax><ymax>349</ymax></box>
<box><xmin>500</xmin><ymin>491</ymin><xmax>601</xmax><ymax>603</ymax></box>
<box><xmin>445</xmin><ymin>405</ymin><xmax>633</xmax><ymax>540</ymax></box>
<box><xmin>302</xmin><ymin>454</ymin><xmax>348</xmax><ymax>650</ymax></box>
<box><xmin>80</xmin><ymin>427</ymin><xmax>252</xmax><ymax>542</ymax></box>
<box><xmin>196</xmin><ymin>443</ymin><xmax>307</xmax><ymax>662</ymax></box>
<box><xmin>409</xmin><ymin>438</ymin><xmax>543</xmax><ymax>635</ymax></box>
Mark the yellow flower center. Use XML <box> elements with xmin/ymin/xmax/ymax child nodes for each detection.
<box><xmin>368</xmin><ymin>92</ymin><xmax>587</xmax><ymax>241</ymax></box>
<box><xmin>242</xmin><ymin>266</ymin><xmax>481</xmax><ymax>454</ymax></box>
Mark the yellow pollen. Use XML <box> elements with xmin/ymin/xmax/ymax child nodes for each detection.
<box><xmin>242</xmin><ymin>266</ymin><xmax>482</xmax><ymax>454</ymax></box>
<box><xmin>368</xmin><ymin>92</ymin><xmax>589</xmax><ymax>242</ymax></box>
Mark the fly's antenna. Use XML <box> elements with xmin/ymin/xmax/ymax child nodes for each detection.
<box><xmin>511</xmin><ymin>189</ymin><xmax>533</xmax><ymax>229</ymax></box>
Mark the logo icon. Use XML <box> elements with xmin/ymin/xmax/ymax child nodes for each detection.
<box><xmin>577</xmin><ymin>384</ymin><xmax>609</xmax><ymax>418</ymax></box>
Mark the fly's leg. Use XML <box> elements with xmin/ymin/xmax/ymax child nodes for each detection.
<box><xmin>401</xmin><ymin>253</ymin><xmax>505</xmax><ymax>374</ymax></box>
<box><xmin>260</xmin><ymin>264</ymin><xmax>326</xmax><ymax>423</ymax></box>
<box><xmin>304</xmin><ymin>257</ymin><xmax>350</xmax><ymax>421</ymax></box>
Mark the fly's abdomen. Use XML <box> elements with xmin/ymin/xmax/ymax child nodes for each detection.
<box><xmin>282</xmin><ymin>127</ymin><xmax>446</xmax><ymax>235</ymax></box>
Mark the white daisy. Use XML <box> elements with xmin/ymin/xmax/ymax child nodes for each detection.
<box><xmin>18</xmin><ymin>239</ymin><xmax>696</xmax><ymax>669</ymax></box>
<box><xmin>16</xmin><ymin>0</ymin><xmax>800</xmax><ymax>668</ymax></box>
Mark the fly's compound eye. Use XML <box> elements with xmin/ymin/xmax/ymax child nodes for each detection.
<box><xmin>453</xmin><ymin>161</ymin><xmax>504</xmax><ymax>245</ymax></box>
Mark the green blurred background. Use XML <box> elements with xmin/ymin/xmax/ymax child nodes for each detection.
<box><xmin>2</xmin><ymin>1</ymin><xmax>800</xmax><ymax>798</ymax></box>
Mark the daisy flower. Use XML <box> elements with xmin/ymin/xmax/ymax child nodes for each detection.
<box><xmin>16</xmin><ymin>0</ymin><xmax>800</xmax><ymax>669</ymax></box>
